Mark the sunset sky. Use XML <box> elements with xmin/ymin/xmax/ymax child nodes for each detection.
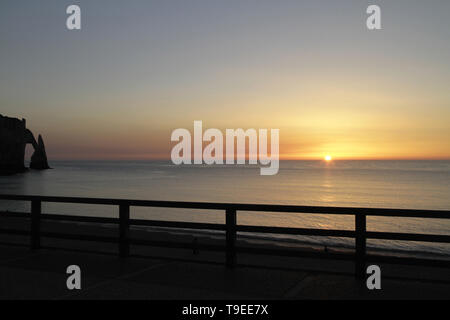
<box><xmin>1</xmin><ymin>0</ymin><xmax>449</xmax><ymax>160</ymax></box>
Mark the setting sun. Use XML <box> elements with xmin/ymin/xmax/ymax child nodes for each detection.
<box><xmin>325</xmin><ymin>155</ymin><xmax>332</xmax><ymax>161</ymax></box>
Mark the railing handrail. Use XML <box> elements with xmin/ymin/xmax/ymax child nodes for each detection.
<box><xmin>0</xmin><ymin>194</ymin><xmax>449</xmax><ymax>218</ymax></box>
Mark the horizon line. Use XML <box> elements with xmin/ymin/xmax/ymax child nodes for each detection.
<box><xmin>44</xmin><ymin>157</ymin><xmax>450</xmax><ymax>161</ymax></box>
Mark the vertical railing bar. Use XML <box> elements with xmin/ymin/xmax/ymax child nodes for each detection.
<box><xmin>119</xmin><ymin>202</ymin><xmax>130</xmax><ymax>258</ymax></box>
<box><xmin>226</xmin><ymin>208</ymin><xmax>237</xmax><ymax>268</ymax></box>
<box><xmin>355</xmin><ymin>213</ymin><xmax>366</xmax><ymax>279</ymax></box>
<box><xmin>30</xmin><ymin>199</ymin><xmax>41</xmax><ymax>250</ymax></box>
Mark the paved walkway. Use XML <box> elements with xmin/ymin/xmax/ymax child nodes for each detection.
<box><xmin>1</xmin><ymin>241</ymin><xmax>449</xmax><ymax>300</ymax></box>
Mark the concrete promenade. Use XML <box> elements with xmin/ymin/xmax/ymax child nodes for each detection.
<box><xmin>1</xmin><ymin>239</ymin><xmax>449</xmax><ymax>300</ymax></box>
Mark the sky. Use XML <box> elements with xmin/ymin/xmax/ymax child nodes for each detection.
<box><xmin>1</xmin><ymin>0</ymin><xmax>449</xmax><ymax>160</ymax></box>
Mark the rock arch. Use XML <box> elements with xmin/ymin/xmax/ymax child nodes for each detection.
<box><xmin>0</xmin><ymin>114</ymin><xmax>50</xmax><ymax>174</ymax></box>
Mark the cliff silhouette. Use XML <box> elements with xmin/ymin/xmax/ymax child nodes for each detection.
<box><xmin>0</xmin><ymin>114</ymin><xmax>50</xmax><ymax>174</ymax></box>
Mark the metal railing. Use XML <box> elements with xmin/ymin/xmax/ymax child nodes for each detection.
<box><xmin>0</xmin><ymin>194</ymin><xmax>449</xmax><ymax>278</ymax></box>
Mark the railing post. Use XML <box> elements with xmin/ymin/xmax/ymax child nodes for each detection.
<box><xmin>119</xmin><ymin>203</ymin><xmax>130</xmax><ymax>258</ymax></box>
<box><xmin>355</xmin><ymin>213</ymin><xmax>366</xmax><ymax>279</ymax></box>
<box><xmin>30</xmin><ymin>200</ymin><xmax>41</xmax><ymax>250</ymax></box>
<box><xmin>226</xmin><ymin>208</ymin><xmax>237</xmax><ymax>268</ymax></box>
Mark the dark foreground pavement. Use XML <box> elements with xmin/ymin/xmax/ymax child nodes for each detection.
<box><xmin>0</xmin><ymin>215</ymin><xmax>449</xmax><ymax>299</ymax></box>
<box><xmin>1</xmin><ymin>241</ymin><xmax>449</xmax><ymax>300</ymax></box>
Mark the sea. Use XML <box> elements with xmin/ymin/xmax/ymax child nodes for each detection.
<box><xmin>1</xmin><ymin>160</ymin><xmax>449</xmax><ymax>258</ymax></box>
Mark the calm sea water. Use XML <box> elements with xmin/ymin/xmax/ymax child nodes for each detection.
<box><xmin>1</xmin><ymin>160</ymin><xmax>449</xmax><ymax>257</ymax></box>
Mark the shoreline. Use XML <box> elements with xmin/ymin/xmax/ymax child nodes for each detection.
<box><xmin>130</xmin><ymin>224</ymin><xmax>450</xmax><ymax>261</ymax></box>
<box><xmin>3</xmin><ymin>214</ymin><xmax>445</xmax><ymax>262</ymax></box>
